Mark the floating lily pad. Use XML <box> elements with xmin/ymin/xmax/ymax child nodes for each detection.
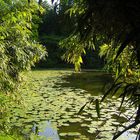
<box><xmin>2</xmin><ymin>70</ymin><xmax>136</xmax><ymax>140</ymax></box>
<box><xmin>88</xmin><ymin>127</ymin><xmax>97</xmax><ymax>133</ymax></box>
<box><xmin>61</xmin><ymin>123</ymin><xmax>70</xmax><ymax>126</ymax></box>
<box><xmin>81</xmin><ymin>124</ymin><xmax>88</xmax><ymax>127</ymax></box>
<box><xmin>68</xmin><ymin>118</ymin><xmax>82</xmax><ymax>123</ymax></box>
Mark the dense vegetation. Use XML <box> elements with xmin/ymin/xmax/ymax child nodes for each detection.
<box><xmin>0</xmin><ymin>0</ymin><xmax>46</xmax><ymax>113</ymax></box>
<box><xmin>37</xmin><ymin>0</ymin><xmax>103</xmax><ymax>69</ymax></box>
<box><xmin>0</xmin><ymin>0</ymin><xmax>140</xmax><ymax>139</ymax></box>
<box><xmin>57</xmin><ymin>0</ymin><xmax>140</xmax><ymax>139</ymax></box>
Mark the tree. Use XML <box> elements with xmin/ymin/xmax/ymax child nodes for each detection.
<box><xmin>38</xmin><ymin>1</ymin><xmax>103</xmax><ymax>69</ymax></box>
<box><xmin>37</xmin><ymin>0</ymin><xmax>77</xmax><ymax>68</ymax></box>
<box><xmin>0</xmin><ymin>0</ymin><xmax>46</xmax><ymax>108</ymax></box>
<box><xmin>59</xmin><ymin>0</ymin><xmax>140</xmax><ymax>139</ymax></box>
<box><xmin>59</xmin><ymin>34</ymin><xmax>95</xmax><ymax>71</ymax></box>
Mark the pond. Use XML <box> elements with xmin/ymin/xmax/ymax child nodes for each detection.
<box><xmin>0</xmin><ymin>70</ymin><xmax>138</xmax><ymax>140</ymax></box>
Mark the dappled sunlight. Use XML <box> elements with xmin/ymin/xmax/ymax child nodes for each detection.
<box><xmin>0</xmin><ymin>70</ymin><xmax>138</xmax><ymax>140</ymax></box>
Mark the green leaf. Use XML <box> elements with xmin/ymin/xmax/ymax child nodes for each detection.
<box><xmin>77</xmin><ymin>102</ymin><xmax>88</xmax><ymax>115</ymax></box>
<box><xmin>95</xmin><ymin>99</ymin><xmax>100</xmax><ymax>118</ymax></box>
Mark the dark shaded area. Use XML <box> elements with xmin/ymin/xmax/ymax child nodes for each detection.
<box><xmin>36</xmin><ymin>4</ymin><xmax>104</xmax><ymax>69</ymax></box>
<box><xmin>37</xmin><ymin>35</ymin><xmax>73</xmax><ymax>68</ymax></box>
<box><xmin>82</xmin><ymin>49</ymin><xmax>104</xmax><ymax>69</ymax></box>
<box><xmin>55</xmin><ymin>71</ymin><xmax>113</xmax><ymax>95</ymax></box>
<box><xmin>76</xmin><ymin>0</ymin><xmax>140</xmax><ymax>65</ymax></box>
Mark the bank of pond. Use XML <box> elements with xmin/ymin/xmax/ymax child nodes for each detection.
<box><xmin>0</xmin><ymin>70</ymin><xmax>138</xmax><ymax>140</ymax></box>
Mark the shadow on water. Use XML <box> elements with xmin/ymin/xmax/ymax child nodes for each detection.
<box><xmin>0</xmin><ymin>70</ymin><xmax>138</xmax><ymax>140</ymax></box>
<box><xmin>55</xmin><ymin>71</ymin><xmax>113</xmax><ymax>96</ymax></box>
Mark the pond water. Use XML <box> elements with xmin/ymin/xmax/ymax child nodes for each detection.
<box><xmin>0</xmin><ymin>70</ymin><xmax>138</xmax><ymax>140</ymax></box>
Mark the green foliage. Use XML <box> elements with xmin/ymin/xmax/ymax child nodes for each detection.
<box><xmin>59</xmin><ymin>34</ymin><xmax>95</xmax><ymax>71</ymax></box>
<box><xmin>95</xmin><ymin>99</ymin><xmax>100</xmax><ymax>118</ymax></box>
<box><xmin>99</xmin><ymin>42</ymin><xmax>140</xmax><ymax>139</ymax></box>
<box><xmin>59</xmin><ymin>0</ymin><xmax>140</xmax><ymax>138</ymax></box>
<box><xmin>98</xmin><ymin>27</ymin><xmax>140</xmax><ymax>140</ymax></box>
<box><xmin>37</xmin><ymin>1</ymin><xmax>77</xmax><ymax>68</ymax></box>
<box><xmin>38</xmin><ymin>34</ymin><xmax>71</xmax><ymax>68</ymax></box>
<box><xmin>38</xmin><ymin>0</ymin><xmax>103</xmax><ymax>69</ymax></box>
<box><xmin>0</xmin><ymin>0</ymin><xmax>46</xmax><ymax>113</ymax></box>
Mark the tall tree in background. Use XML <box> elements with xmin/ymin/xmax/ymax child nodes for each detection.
<box><xmin>37</xmin><ymin>0</ymin><xmax>76</xmax><ymax>68</ymax></box>
<box><xmin>38</xmin><ymin>0</ymin><xmax>103</xmax><ymax>69</ymax></box>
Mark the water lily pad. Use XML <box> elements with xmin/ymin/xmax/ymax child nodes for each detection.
<box><xmin>84</xmin><ymin>118</ymin><xmax>92</xmax><ymax>121</ymax></box>
<box><xmin>88</xmin><ymin>127</ymin><xmax>97</xmax><ymax>133</ymax></box>
<box><xmin>68</xmin><ymin>118</ymin><xmax>82</xmax><ymax>123</ymax></box>
<box><xmin>59</xmin><ymin>133</ymin><xmax>68</xmax><ymax>137</ymax></box>
<box><xmin>111</xmin><ymin>122</ymin><xmax>120</xmax><ymax>126</ymax></box>
<box><xmin>2</xmin><ymin>70</ymin><xmax>136</xmax><ymax>140</ymax></box>
<box><xmin>81</xmin><ymin>124</ymin><xmax>88</xmax><ymax>127</ymax></box>
<box><xmin>61</xmin><ymin>123</ymin><xmax>70</xmax><ymax>126</ymax></box>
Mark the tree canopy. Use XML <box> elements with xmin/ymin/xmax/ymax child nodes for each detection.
<box><xmin>0</xmin><ymin>0</ymin><xmax>46</xmax><ymax>94</ymax></box>
<box><xmin>58</xmin><ymin>0</ymin><xmax>140</xmax><ymax>139</ymax></box>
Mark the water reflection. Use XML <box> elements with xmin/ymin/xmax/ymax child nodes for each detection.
<box><xmin>0</xmin><ymin>70</ymin><xmax>138</xmax><ymax>140</ymax></box>
<box><xmin>38</xmin><ymin>121</ymin><xmax>60</xmax><ymax>140</ymax></box>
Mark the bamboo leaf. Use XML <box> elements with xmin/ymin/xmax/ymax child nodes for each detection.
<box><xmin>115</xmin><ymin>29</ymin><xmax>139</xmax><ymax>59</ymax></box>
<box><xmin>95</xmin><ymin>99</ymin><xmax>100</xmax><ymax>118</ymax></box>
<box><xmin>77</xmin><ymin>102</ymin><xmax>88</xmax><ymax>115</ymax></box>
